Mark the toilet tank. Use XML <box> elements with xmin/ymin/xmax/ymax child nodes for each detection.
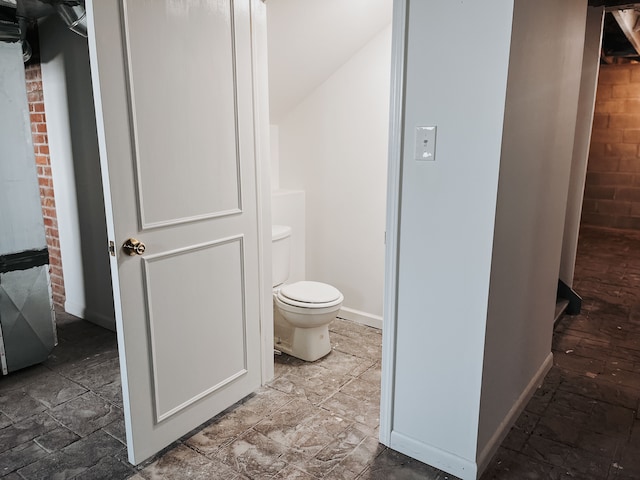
<box><xmin>272</xmin><ymin>225</ymin><xmax>292</xmax><ymax>287</ymax></box>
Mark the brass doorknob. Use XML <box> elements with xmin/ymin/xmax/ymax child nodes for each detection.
<box><xmin>122</xmin><ymin>238</ymin><xmax>146</xmax><ymax>256</ymax></box>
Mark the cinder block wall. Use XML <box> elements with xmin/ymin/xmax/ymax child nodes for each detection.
<box><xmin>25</xmin><ymin>63</ymin><xmax>65</xmax><ymax>309</ymax></box>
<box><xmin>583</xmin><ymin>64</ymin><xmax>640</xmax><ymax>230</ymax></box>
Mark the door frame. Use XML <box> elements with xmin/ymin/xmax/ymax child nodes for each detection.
<box><xmin>379</xmin><ymin>0</ymin><xmax>407</xmax><ymax>446</ymax></box>
<box><xmin>251</xmin><ymin>0</ymin><xmax>276</xmax><ymax>384</ymax></box>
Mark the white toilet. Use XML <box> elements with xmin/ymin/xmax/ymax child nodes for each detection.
<box><xmin>272</xmin><ymin>225</ymin><xmax>343</xmax><ymax>361</ymax></box>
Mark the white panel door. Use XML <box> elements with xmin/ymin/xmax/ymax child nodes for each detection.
<box><xmin>86</xmin><ymin>0</ymin><xmax>263</xmax><ymax>464</ymax></box>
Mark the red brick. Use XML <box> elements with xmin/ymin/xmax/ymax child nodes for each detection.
<box><xmin>24</xmin><ymin>67</ymin><xmax>38</xmax><ymax>80</ymax></box>
<box><xmin>596</xmin><ymin>85</ymin><xmax>613</xmax><ymax>101</ymax></box>
<box><xmin>42</xmin><ymin>207</ymin><xmax>57</xmax><ymax>218</ymax></box>
<box><xmin>604</xmin><ymin>143</ymin><xmax>638</xmax><ymax>157</ymax></box>
<box><xmin>27</xmin><ymin>91</ymin><xmax>42</xmax><ymax>103</ymax></box>
<box><xmin>30</xmin><ymin>113</ymin><xmax>44</xmax><ymax>124</ymax></box>
<box><xmin>625</xmin><ymin>99</ymin><xmax>640</xmax><ymax>112</ymax></box>
<box><xmin>32</xmin><ymin>134</ymin><xmax>47</xmax><ymax>145</ymax></box>
<box><xmin>581</xmin><ymin>198</ymin><xmax>598</xmax><ymax>214</ymax></box>
<box><xmin>584</xmin><ymin>185</ymin><xmax>616</xmax><ymax>200</ymax></box>
<box><xmin>622</xmin><ymin>130</ymin><xmax>640</xmax><ymax>143</ymax></box>
<box><xmin>49</xmin><ymin>265</ymin><xmax>63</xmax><ymax>278</ymax></box>
<box><xmin>595</xmin><ymin>101</ymin><xmax>624</xmax><ymax>114</ymax></box>
<box><xmin>27</xmin><ymin>61</ymin><xmax>62</xmax><ymax>302</ymax></box>
<box><xmin>581</xmin><ymin>212</ymin><xmax>616</xmax><ymax>228</ymax></box>
<box><xmin>588</xmin><ymin>156</ymin><xmax>619</xmax><ymax>172</ymax></box>
<box><xmin>612</xmin><ymin>216</ymin><xmax>640</xmax><ymax>230</ymax></box>
<box><xmin>49</xmin><ymin>272</ymin><xmax>64</xmax><ymax>282</ymax></box>
<box><xmin>631</xmin><ymin>67</ymin><xmax>640</xmax><ymax>83</ymax></box>
<box><xmin>619</xmin><ymin>158</ymin><xmax>640</xmax><ymax>173</ymax></box>
<box><xmin>589</xmin><ymin>142</ymin><xmax>606</xmax><ymax>158</ymax></box>
<box><xmin>596</xmin><ymin>200</ymin><xmax>631</xmax><ymax>215</ymax></box>
<box><xmin>599</xmin><ymin>66</ymin><xmax>631</xmax><ymax>84</ymax></box>
<box><xmin>612</xmin><ymin>84</ymin><xmax>640</xmax><ymax>98</ymax></box>
<box><xmin>609</xmin><ymin>114</ymin><xmax>640</xmax><ymax>129</ymax></box>
<box><xmin>586</xmin><ymin>172</ymin><xmax>634</xmax><ymax>186</ymax></box>
<box><xmin>614</xmin><ymin>187</ymin><xmax>640</xmax><ymax>202</ymax></box>
<box><xmin>52</xmin><ymin>295</ymin><xmax>65</xmax><ymax>309</ymax></box>
<box><xmin>25</xmin><ymin>80</ymin><xmax>42</xmax><ymax>93</ymax></box>
<box><xmin>38</xmin><ymin>177</ymin><xmax>52</xmax><ymax>187</ymax></box>
<box><xmin>591</xmin><ymin>129</ymin><xmax>623</xmax><ymax>143</ymax></box>
<box><xmin>592</xmin><ymin>113</ymin><xmax>610</xmax><ymax>128</ymax></box>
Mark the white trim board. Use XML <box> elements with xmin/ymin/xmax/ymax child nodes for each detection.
<box><xmin>476</xmin><ymin>352</ymin><xmax>554</xmax><ymax>477</ymax></box>
<box><xmin>387</xmin><ymin>353</ymin><xmax>554</xmax><ymax>480</ymax></box>
<box><xmin>389</xmin><ymin>431</ymin><xmax>477</xmax><ymax>480</ymax></box>
<box><xmin>379</xmin><ymin>0</ymin><xmax>407</xmax><ymax>447</ymax></box>
<box><xmin>338</xmin><ymin>307</ymin><xmax>383</xmax><ymax>330</ymax></box>
<box><xmin>64</xmin><ymin>300</ymin><xmax>116</xmax><ymax>332</ymax></box>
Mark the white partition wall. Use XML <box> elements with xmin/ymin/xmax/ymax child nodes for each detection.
<box><xmin>560</xmin><ymin>7</ymin><xmax>605</xmax><ymax>286</ymax></box>
<box><xmin>478</xmin><ymin>0</ymin><xmax>587</xmax><ymax>471</ymax></box>
<box><xmin>382</xmin><ymin>1</ymin><xmax>589</xmax><ymax>478</ymax></box>
<box><xmin>39</xmin><ymin>17</ymin><xmax>115</xmax><ymax>329</ymax></box>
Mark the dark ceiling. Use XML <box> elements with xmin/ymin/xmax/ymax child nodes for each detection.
<box><xmin>602</xmin><ymin>12</ymin><xmax>639</xmax><ymax>61</ymax></box>
<box><xmin>3</xmin><ymin>0</ymin><xmax>640</xmax><ymax>66</ymax></box>
<box><xmin>587</xmin><ymin>1</ymin><xmax>640</xmax><ymax>63</ymax></box>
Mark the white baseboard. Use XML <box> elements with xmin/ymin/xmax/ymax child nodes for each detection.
<box><xmin>476</xmin><ymin>352</ymin><xmax>554</xmax><ymax>477</ymax></box>
<box><xmin>64</xmin><ymin>300</ymin><xmax>116</xmax><ymax>332</ymax></box>
<box><xmin>387</xmin><ymin>353</ymin><xmax>554</xmax><ymax>480</ymax></box>
<box><xmin>389</xmin><ymin>431</ymin><xmax>478</xmax><ymax>480</ymax></box>
<box><xmin>337</xmin><ymin>306</ymin><xmax>383</xmax><ymax>330</ymax></box>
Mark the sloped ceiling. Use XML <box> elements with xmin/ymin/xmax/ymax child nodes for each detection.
<box><xmin>266</xmin><ymin>0</ymin><xmax>392</xmax><ymax>123</ymax></box>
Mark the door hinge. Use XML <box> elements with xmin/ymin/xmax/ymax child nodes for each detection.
<box><xmin>108</xmin><ymin>241</ymin><xmax>116</xmax><ymax>257</ymax></box>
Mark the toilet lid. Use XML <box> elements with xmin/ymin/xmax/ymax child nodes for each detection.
<box><xmin>279</xmin><ymin>281</ymin><xmax>342</xmax><ymax>304</ymax></box>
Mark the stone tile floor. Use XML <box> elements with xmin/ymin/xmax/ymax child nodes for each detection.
<box><xmin>482</xmin><ymin>226</ymin><xmax>640</xmax><ymax>480</ymax></box>
<box><xmin>1</xmin><ymin>225</ymin><xmax>640</xmax><ymax>479</ymax></box>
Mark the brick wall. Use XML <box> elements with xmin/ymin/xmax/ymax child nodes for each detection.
<box><xmin>25</xmin><ymin>63</ymin><xmax>65</xmax><ymax>309</ymax></box>
<box><xmin>583</xmin><ymin>64</ymin><xmax>640</xmax><ymax>230</ymax></box>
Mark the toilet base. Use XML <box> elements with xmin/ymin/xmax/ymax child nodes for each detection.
<box><xmin>274</xmin><ymin>324</ymin><xmax>332</xmax><ymax>362</ymax></box>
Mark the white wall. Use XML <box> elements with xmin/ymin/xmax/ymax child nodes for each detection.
<box><xmin>478</xmin><ymin>0</ymin><xmax>587</xmax><ymax>470</ymax></box>
<box><xmin>39</xmin><ymin>17</ymin><xmax>115</xmax><ymax>329</ymax></box>
<box><xmin>271</xmin><ymin>190</ymin><xmax>305</xmax><ymax>284</ymax></box>
<box><xmin>390</xmin><ymin>2</ymin><xmax>514</xmax><ymax>477</ymax></box>
<box><xmin>267</xmin><ymin>0</ymin><xmax>392</xmax><ymax>123</ymax></box>
<box><xmin>560</xmin><ymin>7</ymin><xmax>604</xmax><ymax>286</ymax></box>
<box><xmin>277</xmin><ymin>25</ymin><xmax>391</xmax><ymax>327</ymax></box>
<box><xmin>0</xmin><ymin>42</ymin><xmax>47</xmax><ymax>256</ymax></box>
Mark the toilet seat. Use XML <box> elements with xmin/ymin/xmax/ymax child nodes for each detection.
<box><xmin>277</xmin><ymin>281</ymin><xmax>343</xmax><ymax>309</ymax></box>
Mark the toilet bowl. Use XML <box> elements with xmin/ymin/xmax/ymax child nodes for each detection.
<box><xmin>272</xmin><ymin>226</ymin><xmax>344</xmax><ymax>361</ymax></box>
<box><xmin>274</xmin><ymin>281</ymin><xmax>343</xmax><ymax>361</ymax></box>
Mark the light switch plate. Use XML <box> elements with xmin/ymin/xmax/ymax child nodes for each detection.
<box><xmin>415</xmin><ymin>126</ymin><xmax>437</xmax><ymax>161</ymax></box>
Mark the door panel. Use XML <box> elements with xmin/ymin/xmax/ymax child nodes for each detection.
<box><xmin>143</xmin><ymin>237</ymin><xmax>248</xmax><ymax>422</ymax></box>
<box><xmin>86</xmin><ymin>0</ymin><xmax>262</xmax><ymax>464</ymax></box>
<box><xmin>122</xmin><ymin>0</ymin><xmax>241</xmax><ymax>227</ymax></box>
